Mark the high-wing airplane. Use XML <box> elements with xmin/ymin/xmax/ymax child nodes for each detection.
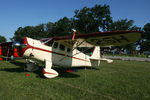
<box><xmin>4</xmin><ymin>30</ymin><xmax>141</xmax><ymax>78</ymax></box>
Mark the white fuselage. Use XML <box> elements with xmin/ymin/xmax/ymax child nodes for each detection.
<box><xmin>23</xmin><ymin>37</ymin><xmax>100</xmax><ymax>67</ymax></box>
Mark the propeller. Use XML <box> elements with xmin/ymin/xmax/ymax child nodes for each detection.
<box><xmin>12</xmin><ymin>42</ymin><xmax>27</xmax><ymax>57</ymax></box>
<box><xmin>12</xmin><ymin>42</ymin><xmax>27</xmax><ymax>48</ymax></box>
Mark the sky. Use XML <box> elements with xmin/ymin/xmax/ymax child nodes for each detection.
<box><xmin>0</xmin><ymin>0</ymin><xmax>150</xmax><ymax>41</ymax></box>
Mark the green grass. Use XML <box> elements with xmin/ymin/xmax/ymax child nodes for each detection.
<box><xmin>105</xmin><ymin>53</ymin><xmax>148</xmax><ymax>58</ymax></box>
<box><xmin>0</xmin><ymin>59</ymin><xmax>150</xmax><ymax>100</ymax></box>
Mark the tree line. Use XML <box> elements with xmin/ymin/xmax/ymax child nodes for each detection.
<box><xmin>0</xmin><ymin>4</ymin><xmax>150</xmax><ymax>53</ymax></box>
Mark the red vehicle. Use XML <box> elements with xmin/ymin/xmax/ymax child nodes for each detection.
<box><xmin>0</xmin><ymin>42</ymin><xmax>20</xmax><ymax>59</ymax></box>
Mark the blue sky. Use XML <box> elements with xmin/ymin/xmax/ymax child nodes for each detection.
<box><xmin>0</xmin><ymin>0</ymin><xmax>150</xmax><ymax>41</ymax></box>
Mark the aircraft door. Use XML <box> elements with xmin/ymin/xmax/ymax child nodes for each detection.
<box><xmin>52</xmin><ymin>42</ymin><xmax>72</xmax><ymax>67</ymax></box>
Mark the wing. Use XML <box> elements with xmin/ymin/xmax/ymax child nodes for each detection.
<box><xmin>42</xmin><ymin>31</ymin><xmax>142</xmax><ymax>47</ymax></box>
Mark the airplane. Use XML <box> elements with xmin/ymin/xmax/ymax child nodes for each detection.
<box><xmin>3</xmin><ymin>30</ymin><xmax>142</xmax><ymax>78</ymax></box>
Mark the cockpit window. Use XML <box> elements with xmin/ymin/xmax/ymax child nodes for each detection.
<box><xmin>40</xmin><ymin>38</ymin><xmax>53</xmax><ymax>46</ymax></box>
<box><xmin>77</xmin><ymin>47</ymin><xmax>94</xmax><ymax>56</ymax></box>
<box><xmin>67</xmin><ymin>48</ymin><xmax>71</xmax><ymax>52</ymax></box>
<box><xmin>47</xmin><ymin>41</ymin><xmax>53</xmax><ymax>46</ymax></box>
<box><xmin>59</xmin><ymin>44</ymin><xmax>65</xmax><ymax>51</ymax></box>
<box><xmin>53</xmin><ymin>42</ymin><xmax>58</xmax><ymax>48</ymax></box>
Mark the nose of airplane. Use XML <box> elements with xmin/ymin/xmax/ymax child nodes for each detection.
<box><xmin>12</xmin><ymin>42</ymin><xmax>21</xmax><ymax>47</ymax></box>
<box><xmin>12</xmin><ymin>39</ymin><xmax>27</xmax><ymax>57</ymax></box>
<box><xmin>13</xmin><ymin>42</ymin><xmax>27</xmax><ymax>48</ymax></box>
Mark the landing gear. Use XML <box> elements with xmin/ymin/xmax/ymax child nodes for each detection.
<box><xmin>25</xmin><ymin>59</ymin><xmax>58</xmax><ymax>78</ymax></box>
<box><xmin>42</xmin><ymin>60</ymin><xmax>58</xmax><ymax>78</ymax></box>
<box><xmin>43</xmin><ymin>68</ymin><xmax>58</xmax><ymax>78</ymax></box>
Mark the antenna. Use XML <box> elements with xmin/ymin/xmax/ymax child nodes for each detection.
<box><xmin>72</xmin><ymin>29</ymin><xmax>77</xmax><ymax>41</ymax></box>
<box><xmin>72</xmin><ymin>29</ymin><xmax>77</xmax><ymax>32</ymax></box>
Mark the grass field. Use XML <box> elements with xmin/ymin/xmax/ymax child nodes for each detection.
<box><xmin>0</xmin><ymin>59</ymin><xmax>150</xmax><ymax>100</ymax></box>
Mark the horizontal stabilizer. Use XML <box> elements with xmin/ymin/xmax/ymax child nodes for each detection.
<box><xmin>90</xmin><ymin>58</ymin><xmax>113</xmax><ymax>63</ymax></box>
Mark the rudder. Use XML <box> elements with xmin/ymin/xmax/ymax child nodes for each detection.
<box><xmin>90</xmin><ymin>46</ymin><xmax>100</xmax><ymax>67</ymax></box>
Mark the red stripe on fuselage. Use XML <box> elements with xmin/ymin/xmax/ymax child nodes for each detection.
<box><xmin>22</xmin><ymin>37</ymin><xmax>90</xmax><ymax>62</ymax></box>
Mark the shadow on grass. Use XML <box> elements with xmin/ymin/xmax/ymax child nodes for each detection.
<box><xmin>0</xmin><ymin>61</ymin><xmax>25</xmax><ymax>73</ymax></box>
<box><xmin>1</xmin><ymin>60</ymin><xmax>99</xmax><ymax>79</ymax></box>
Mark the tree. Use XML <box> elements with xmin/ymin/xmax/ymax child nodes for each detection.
<box><xmin>34</xmin><ymin>24</ymin><xmax>48</xmax><ymax>39</ymax></box>
<box><xmin>12</xmin><ymin>26</ymin><xmax>35</xmax><ymax>42</ymax></box>
<box><xmin>52</xmin><ymin>17</ymin><xmax>74</xmax><ymax>36</ymax></box>
<box><xmin>12</xmin><ymin>17</ymin><xmax>74</xmax><ymax>41</ymax></box>
<box><xmin>143</xmin><ymin>23</ymin><xmax>150</xmax><ymax>40</ymax></box>
<box><xmin>46</xmin><ymin>22</ymin><xmax>54</xmax><ymax>37</ymax></box>
<box><xmin>74</xmin><ymin>4</ymin><xmax>112</xmax><ymax>33</ymax></box>
<box><xmin>139</xmin><ymin>23</ymin><xmax>150</xmax><ymax>52</ymax></box>
<box><xmin>140</xmin><ymin>40</ymin><xmax>150</xmax><ymax>52</ymax></box>
<box><xmin>12</xmin><ymin>24</ymin><xmax>48</xmax><ymax>41</ymax></box>
<box><xmin>109</xmin><ymin>19</ymin><xmax>141</xmax><ymax>31</ymax></box>
<box><xmin>0</xmin><ymin>35</ymin><xmax>7</xmax><ymax>43</ymax></box>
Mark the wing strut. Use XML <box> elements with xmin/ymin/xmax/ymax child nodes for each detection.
<box><xmin>72</xmin><ymin>39</ymin><xmax>85</xmax><ymax>51</ymax></box>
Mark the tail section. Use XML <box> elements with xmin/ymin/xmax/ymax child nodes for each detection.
<box><xmin>90</xmin><ymin>46</ymin><xmax>100</xmax><ymax>59</ymax></box>
<box><xmin>90</xmin><ymin>46</ymin><xmax>100</xmax><ymax>67</ymax></box>
<box><xmin>90</xmin><ymin>46</ymin><xmax>113</xmax><ymax>67</ymax></box>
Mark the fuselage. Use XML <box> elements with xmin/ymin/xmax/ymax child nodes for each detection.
<box><xmin>21</xmin><ymin>37</ymin><xmax>98</xmax><ymax>67</ymax></box>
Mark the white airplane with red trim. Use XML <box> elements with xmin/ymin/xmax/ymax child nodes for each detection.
<box><xmin>13</xmin><ymin>30</ymin><xmax>141</xmax><ymax>78</ymax></box>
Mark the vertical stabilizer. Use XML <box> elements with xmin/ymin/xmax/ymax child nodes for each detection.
<box><xmin>90</xmin><ymin>46</ymin><xmax>100</xmax><ymax>67</ymax></box>
<box><xmin>90</xmin><ymin>46</ymin><xmax>100</xmax><ymax>59</ymax></box>
<box><xmin>90</xmin><ymin>46</ymin><xmax>113</xmax><ymax>64</ymax></box>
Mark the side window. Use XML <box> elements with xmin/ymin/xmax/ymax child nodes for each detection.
<box><xmin>53</xmin><ymin>42</ymin><xmax>58</xmax><ymax>48</ymax></box>
<box><xmin>59</xmin><ymin>44</ymin><xmax>65</xmax><ymax>51</ymax></box>
<box><xmin>67</xmin><ymin>48</ymin><xmax>71</xmax><ymax>52</ymax></box>
<box><xmin>47</xmin><ymin>41</ymin><xmax>53</xmax><ymax>46</ymax></box>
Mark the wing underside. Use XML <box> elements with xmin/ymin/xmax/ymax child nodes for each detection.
<box><xmin>42</xmin><ymin>31</ymin><xmax>141</xmax><ymax>47</ymax></box>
